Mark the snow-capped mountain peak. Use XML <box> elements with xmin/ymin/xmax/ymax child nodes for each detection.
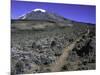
<box><xmin>19</xmin><ymin>9</ymin><xmax>72</xmax><ymax>25</ymax></box>
<box><xmin>33</xmin><ymin>8</ymin><xmax>46</xmax><ymax>13</ymax></box>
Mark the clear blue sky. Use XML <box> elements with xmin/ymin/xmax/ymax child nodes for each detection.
<box><xmin>11</xmin><ymin>0</ymin><xmax>96</xmax><ymax>24</ymax></box>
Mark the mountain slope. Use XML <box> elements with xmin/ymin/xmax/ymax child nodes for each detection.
<box><xmin>19</xmin><ymin>9</ymin><xmax>72</xmax><ymax>24</ymax></box>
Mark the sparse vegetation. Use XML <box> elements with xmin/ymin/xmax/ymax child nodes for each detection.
<box><xmin>11</xmin><ymin>20</ymin><xmax>95</xmax><ymax>74</ymax></box>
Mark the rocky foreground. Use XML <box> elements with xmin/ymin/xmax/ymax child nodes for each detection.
<box><xmin>11</xmin><ymin>20</ymin><xmax>95</xmax><ymax>74</ymax></box>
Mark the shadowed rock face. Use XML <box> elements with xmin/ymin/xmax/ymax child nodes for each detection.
<box><xmin>11</xmin><ymin>10</ymin><xmax>96</xmax><ymax>74</ymax></box>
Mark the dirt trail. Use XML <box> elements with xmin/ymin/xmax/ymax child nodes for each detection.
<box><xmin>50</xmin><ymin>29</ymin><xmax>90</xmax><ymax>72</ymax></box>
<box><xmin>49</xmin><ymin>29</ymin><xmax>90</xmax><ymax>72</ymax></box>
<box><xmin>49</xmin><ymin>37</ymin><xmax>81</xmax><ymax>72</ymax></box>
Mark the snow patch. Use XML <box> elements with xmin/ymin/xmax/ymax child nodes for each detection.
<box><xmin>33</xmin><ymin>8</ymin><xmax>46</xmax><ymax>12</ymax></box>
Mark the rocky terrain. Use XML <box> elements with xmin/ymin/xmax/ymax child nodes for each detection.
<box><xmin>11</xmin><ymin>9</ymin><xmax>96</xmax><ymax>74</ymax></box>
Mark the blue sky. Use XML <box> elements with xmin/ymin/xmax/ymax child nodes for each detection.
<box><xmin>11</xmin><ymin>0</ymin><xmax>96</xmax><ymax>24</ymax></box>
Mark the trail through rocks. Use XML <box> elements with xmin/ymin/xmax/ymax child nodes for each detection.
<box><xmin>49</xmin><ymin>30</ymin><xmax>90</xmax><ymax>72</ymax></box>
